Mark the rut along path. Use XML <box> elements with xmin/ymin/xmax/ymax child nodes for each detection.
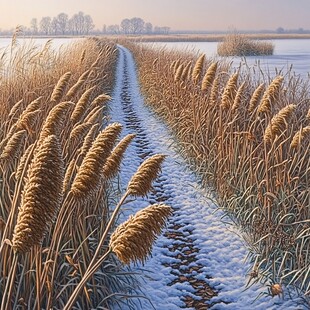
<box><xmin>108</xmin><ymin>45</ymin><xmax>304</xmax><ymax>310</ymax></box>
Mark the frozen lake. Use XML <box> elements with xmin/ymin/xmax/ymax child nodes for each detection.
<box><xmin>144</xmin><ymin>39</ymin><xmax>310</xmax><ymax>79</ymax></box>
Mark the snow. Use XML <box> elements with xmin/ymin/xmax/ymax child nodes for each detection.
<box><xmin>108</xmin><ymin>45</ymin><xmax>307</xmax><ymax>309</ymax></box>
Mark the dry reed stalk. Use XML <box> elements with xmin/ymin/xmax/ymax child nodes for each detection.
<box><xmin>127</xmin><ymin>154</ymin><xmax>166</xmax><ymax>197</ymax></box>
<box><xmin>84</xmin><ymin>106</ymin><xmax>104</xmax><ymax>125</ymax></box>
<box><xmin>263</xmin><ymin>104</ymin><xmax>296</xmax><ymax>144</ymax></box>
<box><xmin>290</xmin><ymin>126</ymin><xmax>310</xmax><ymax>149</ymax></box>
<box><xmin>70</xmin><ymin>86</ymin><xmax>96</xmax><ymax>124</ymax></box>
<box><xmin>174</xmin><ymin>63</ymin><xmax>184</xmax><ymax>82</ymax></box>
<box><xmin>248</xmin><ymin>83</ymin><xmax>265</xmax><ymax>113</ymax></box>
<box><xmin>65</xmin><ymin>70</ymin><xmax>90</xmax><ymax>101</ymax></box>
<box><xmin>70</xmin><ymin>123</ymin><xmax>122</xmax><ymax>203</ymax></box>
<box><xmin>16</xmin><ymin>109</ymin><xmax>41</xmax><ymax>133</ymax></box>
<box><xmin>306</xmin><ymin>108</ymin><xmax>310</xmax><ymax>120</ymax></box>
<box><xmin>221</xmin><ymin>73</ymin><xmax>239</xmax><ymax>109</ymax></box>
<box><xmin>181</xmin><ymin>61</ymin><xmax>192</xmax><ymax>81</ymax></box>
<box><xmin>0</xmin><ymin>130</ymin><xmax>27</xmax><ymax>162</ymax></box>
<box><xmin>80</xmin><ymin>49</ymin><xmax>86</xmax><ymax>64</ymax></box>
<box><xmin>50</xmin><ymin>72</ymin><xmax>72</xmax><ymax>103</ymax></box>
<box><xmin>257</xmin><ymin>76</ymin><xmax>283</xmax><ymax>114</ymax></box>
<box><xmin>210</xmin><ymin>75</ymin><xmax>220</xmax><ymax>106</ymax></box>
<box><xmin>15</xmin><ymin>143</ymin><xmax>34</xmax><ymax>181</ymax></box>
<box><xmin>89</xmin><ymin>94</ymin><xmax>111</xmax><ymax>110</ymax></box>
<box><xmin>79</xmin><ymin>123</ymin><xmax>100</xmax><ymax>157</ymax></box>
<box><xmin>201</xmin><ymin>62</ymin><xmax>218</xmax><ymax>92</ymax></box>
<box><xmin>8</xmin><ymin>99</ymin><xmax>23</xmax><ymax>119</ymax></box>
<box><xmin>232</xmin><ymin>81</ymin><xmax>246</xmax><ymax>112</ymax></box>
<box><xmin>63</xmin><ymin>159</ymin><xmax>78</xmax><ymax>193</ymax></box>
<box><xmin>39</xmin><ymin>101</ymin><xmax>74</xmax><ymax>142</ymax></box>
<box><xmin>192</xmin><ymin>54</ymin><xmax>205</xmax><ymax>83</ymax></box>
<box><xmin>103</xmin><ymin>134</ymin><xmax>135</xmax><ymax>180</ymax></box>
<box><xmin>110</xmin><ymin>204</ymin><xmax>172</xmax><ymax>264</ymax></box>
<box><xmin>12</xmin><ymin>135</ymin><xmax>64</xmax><ymax>253</ymax></box>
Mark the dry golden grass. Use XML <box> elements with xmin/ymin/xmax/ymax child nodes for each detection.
<box><xmin>0</xmin><ymin>35</ymin><xmax>171</xmax><ymax>309</ymax></box>
<box><xmin>129</xmin><ymin>41</ymin><xmax>310</xmax><ymax>301</ymax></box>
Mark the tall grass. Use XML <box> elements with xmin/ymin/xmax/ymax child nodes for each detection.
<box><xmin>0</xmin><ymin>34</ymin><xmax>171</xmax><ymax>309</ymax></box>
<box><xmin>129</xmin><ymin>42</ymin><xmax>310</xmax><ymax>302</ymax></box>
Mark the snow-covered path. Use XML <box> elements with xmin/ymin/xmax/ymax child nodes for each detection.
<box><xmin>108</xmin><ymin>45</ymin><xmax>306</xmax><ymax>310</ymax></box>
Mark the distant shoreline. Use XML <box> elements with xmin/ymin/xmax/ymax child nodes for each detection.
<box><xmin>1</xmin><ymin>33</ymin><xmax>310</xmax><ymax>42</ymax></box>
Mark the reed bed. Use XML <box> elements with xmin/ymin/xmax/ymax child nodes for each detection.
<box><xmin>129</xmin><ymin>42</ymin><xmax>310</xmax><ymax>302</ymax></box>
<box><xmin>218</xmin><ymin>32</ymin><xmax>274</xmax><ymax>56</ymax></box>
<box><xmin>0</xmin><ymin>34</ymin><xmax>171</xmax><ymax>309</ymax></box>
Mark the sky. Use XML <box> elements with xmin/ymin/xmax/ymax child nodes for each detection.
<box><xmin>0</xmin><ymin>0</ymin><xmax>310</xmax><ymax>32</ymax></box>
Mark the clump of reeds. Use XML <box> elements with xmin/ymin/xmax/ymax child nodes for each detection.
<box><xmin>218</xmin><ymin>32</ymin><xmax>274</xmax><ymax>56</ymax></box>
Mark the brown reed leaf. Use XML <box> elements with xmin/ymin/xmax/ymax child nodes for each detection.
<box><xmin>290</xmin><ymin>126</ymin><xmax>310</xmax><ymax>149</ymax></box>
<box><xmin>127</xmin><ymin>154</ymin><xmax>166</xmax><ymax>197</ymax></box>
<box><xmin>71</xmin><ymin>123</ymin><xmax>122</xmax><ymax>203</ymax></box>
<box><xmin>103</xmin><ymin>134</ymin><xmax>135</xmax><ymax>180</ymax></box>
<box><xmin>71</xmin><ymin>86</ymin><xmax>96</xmax><ymax>124</ymax></box>
<box><xmin>0</xmin><ymin>130</ymin><xmax>27</xmax><ymax>162</ymax></box>
<box><xmin>50</xmin><ymin>72</ymin><xmax>72</xmax><ymax>103</ymax></box>
<box><xmin>192</xmin><ymin>54</ymin><xmax>205</xmax><ymax>83</ymax></box>
<box><xmin>257</xmin><ymin>76</ymin><xmax>283</xmax><ymax>115</ymax></box>
<box><xmin>221</xmin><ymin>73</ymin><xmax>239</xmax><ymax>109</ymax></box>
<box><xmin>65</xmin><ymin>70</ymin><xmax>90</xmax><ymax>101</ymax></box>
<box><xmin>264</xmin><ymin>104</ymin><xmax>296</xmax><ymax>144</ymax></box>
<box><xmin>248</xmin><ymin>83</ymin><xmax>265</xmax><ymax>113</ymax></box>
<box><xmin>110</xmin><ymin>204</ymin><xmax>172</xmax><ymax>264</ymax></box>
<box><xmin>201</xmin><ymin>62</ymin><xmax>218</xmax><ymax>92</ymax></box>
<box><xmin>12</xmin><ymin>135</ymin><xmax>64</xmax><ymax>253</ymax></box>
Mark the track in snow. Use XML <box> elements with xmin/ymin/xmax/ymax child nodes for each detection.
<box><xmin>108</xmin><ymin>45</ymin><xmax>306</xmax><ymax>310</ymax></box>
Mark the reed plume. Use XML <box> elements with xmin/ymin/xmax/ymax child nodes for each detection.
<box><xmin>15</xmin><ymin>143</ymin><xmax>34</xmax><ymax>181</ymax></box>
<box><xmin>210</xmin><ymin>75</ymin><xmax>220</xmax><ymax>106</ymax></box>
<box><xmin>69</xmin><ymin>122</ymin><xmax>92</xmax><ymax>143</ymax></box>
<box><xmin>80</xmin><ymin>123</ymin><xmax>100</xmax><ymax>157</ymax></box>
<box><xmin>63</xmin><ymin>159</ymin><xmax>77</xmax><ymax>193</ymax></box>
<box><xmin>192</xmin><ymin>54</ymin><xmax>205</xmax><ymax>83</ymax></box>
<box><xmin>39</xmin><ymin>101</ymin><xmax>74</xmax><ymax>142</ymax></box>
<box><xmin>264</xmin><ymin>104</ymin><xmax>296</xmax><ymax>144</ymax></box>
<box><xmin>8</xmin><ymin>99</ymin><xmax>23</xmax><ymax>120</ymax></box>
<box><xmin>221</xmin><ymin>73</ymin><xmax>239</xmax><ymax>109</ymax></box>
<box><xmin>109</xmin><ymin>204</ymin><xmax>172</xmax><ymax>264</ymax></box>
<box><xmin>50</xmin><ymin>72</ymin><xmax>72</xmax><ymax>103</ymax></box>
<box><xmin>66</xmin><ymin>70</ymin><xmax>90</xmax><ymax>101</ymax></box>
<box><xmin>201</xmin><ymin>62</ymin><xmax>218</xmax><ymax>92</ymax></box>
<box><xmin>16</xmin><ymin>110</ymin><xmax>40</xmax><ymax>133</ymax></box>
<box><xmin>12</xmin><ymin>135</ymin><xmax>64</xmax><ymax>253</ymax></box>
<box><xmin>174</xmin><ymin>63</ymin><xmax>184</xmax><ymax>82</ymax></box>
<box><xmin>232</xmin><ymin>81</ymin><xmax>246</xmax><ymax>112</ymax></box>
<box><xmin>290</xmin><ymin>126</ymin><xmax>310</xmax><ymax>149</ymax></box>
<box><xmin>70</xmin><ymin>86</ymin><xmax>96</xmax><ymax>124</ymax></box>
<box><xmin>248</xmin><ymin>83</ymin><xmax>265</xmax><ymax>113</ymax></box>
<box><xmin>84</xmin><ymin>106</ymin><xmax>105</xmax><ymax>125</ymax></box>
<box><xmin>70</xmin><ymin>123</ymin><xmax>122</xmax><ymax>203</ymax></box>
<box><xmin>181</xmin><ymin>61</ymin><xmax>192</xmax><ymax>81</ymax></box>
<box><xmin>103</xmin><ymin>134</ymin><xmax>135</xmax><ymax>180</ymax></box>
<box><xmin>257</xmin><ymin>76</ymin><xmax>283</xmax><ymax>114</ymax></box>
<box><xmin>127</xmin><ymin>154</ymin><xmax>166</xmax><ymax>197</ymax></box>
<box><xmin>0</xmin><ymin>130</ymin><xmax>27</xmax><ymax>162</ymax></box>
<box><xmin>89</xmin><ymin>94</ymin><xmax>111</xmax><ymax>110</ymax></box>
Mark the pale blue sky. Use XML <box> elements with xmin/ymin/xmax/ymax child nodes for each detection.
<box><xmin>0</xmin><ymin>0</ymin><xmax>309</xmax><ymax>31</ymax></box>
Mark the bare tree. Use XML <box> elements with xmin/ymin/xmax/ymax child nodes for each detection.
<box><xmin>130</xmin><ymin>17</ymin><xmax>145</xmax><ymax>34</ymax></box>
<box><xmin>107</xmin><ymin>25</ymin><xmax>120</xmax><ymax>34</ymax></box>
<box><xmin>30</xmin><ymin>18</ymin><xmax>38</xmax><ymax>35</ymax></box>
<box><xmin>57</xmin><ymin>13</ymin><xmax>68</xmax><ymax>35</ymax></box>
<box><xmin>145</xmin><ymin>22</ymin><xmax>153</xmax><ymax>34</ymax></box>
<box><xmin>40</xmin><ymin>16</ymin><xmax>51</xmax><ymax>35</ymax></box>
<box><xmin>51</xmin><ymin>17</ymin><xmax>59</xmax><ymax>35</ymax></box>
<box><xmin>84</xmin><ymin>15</ymin><xmax>94</xmax><ymax>35</ymax></box>
<box><xmin>121</xmin><ymin>19</ymin><xmax>131</xmax><ymax>34</ymax></box>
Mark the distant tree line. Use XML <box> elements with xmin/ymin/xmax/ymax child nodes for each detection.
<box><xmin>0</xmin><ymin>13</ymin><xmax>170</xmax><ymax>36</ymax></box>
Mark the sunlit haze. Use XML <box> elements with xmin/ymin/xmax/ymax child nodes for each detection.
<box><xmin>0</xmin><ymin>0</ymin><xmax>309</xmax><ymax>32</ymax></box>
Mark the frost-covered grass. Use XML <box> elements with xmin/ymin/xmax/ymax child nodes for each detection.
<box><xmin>128</xmin><ymin>41</ymin><xmax>310</xmax><ymax>304</ymax></box>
